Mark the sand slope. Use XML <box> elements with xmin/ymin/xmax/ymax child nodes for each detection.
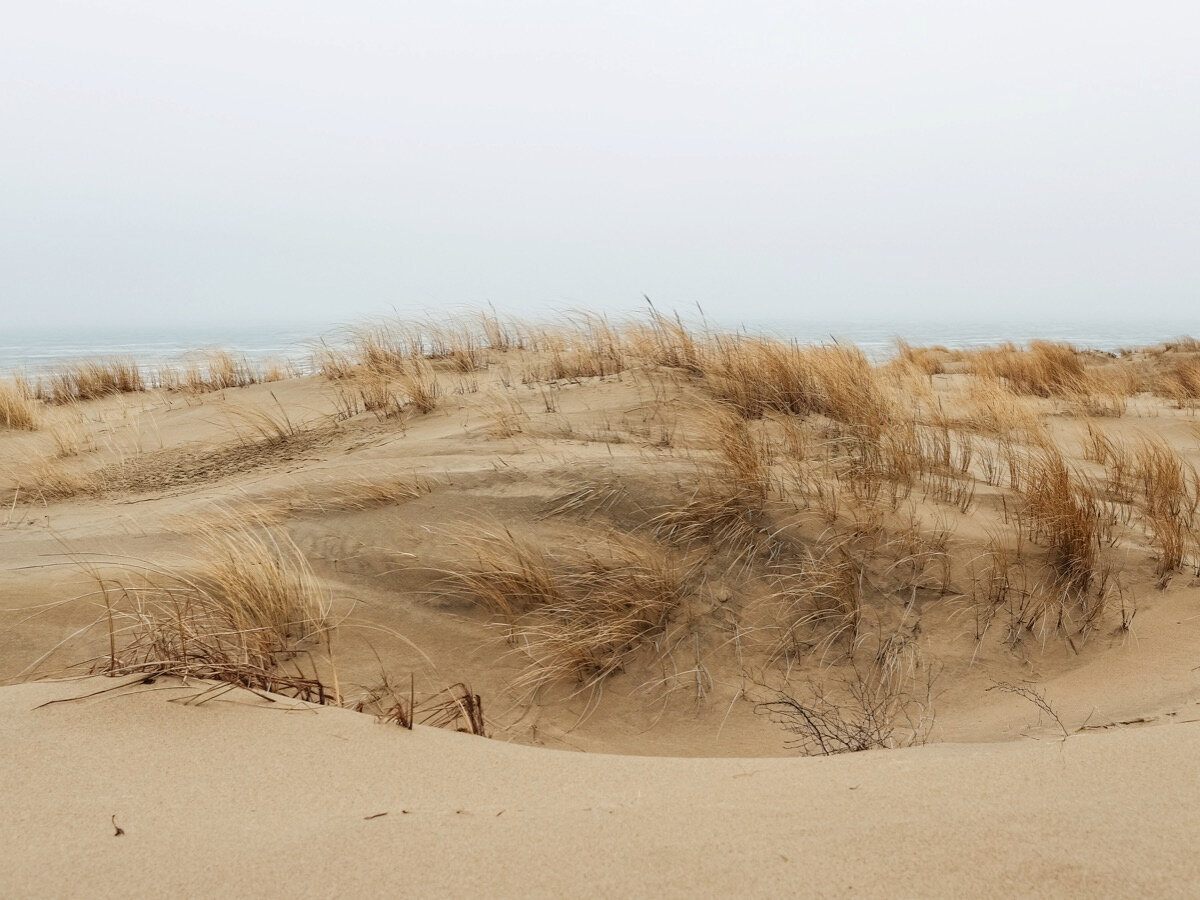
<box><xmin>2</xmin><ymin>676</ymin><xmax>1197</xmax><ymax>899</ymax></box>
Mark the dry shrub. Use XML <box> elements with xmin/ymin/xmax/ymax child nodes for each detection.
<box><xmin>0</xmin><ymin>379</ymin><xmax>38</xmax><ymax>430</ymax></box>
<box><xmin>757</xmin><ymin>650</ymin><xmax>935</xmax><ymax>755</ymax></box>
<box><xmin>41</xmin><ymin>359</ymin><xmax>145</xmax><ymax>404</ymax></box>
<box><xmin>451</xmin><ymin>527</ymin><xmax>695</xmax><ymax>696</ymax></box>
<box><xmin>82</xmin><ymin>510</ymin><xmax>337</xmax><ymax>701</ymax></box>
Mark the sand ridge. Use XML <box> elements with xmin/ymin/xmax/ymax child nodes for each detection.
<box><xmin>2</xmin><ymin>676</ymin><xmax>1197</xmax><ymax>898</ymax></box>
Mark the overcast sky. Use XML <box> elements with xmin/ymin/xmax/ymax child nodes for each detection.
<box><xmin>2</xmin><ymin>1</ymin><xmax>1198</xmax><ymax>331</ymax></box>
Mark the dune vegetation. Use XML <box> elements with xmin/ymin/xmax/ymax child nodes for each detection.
<box><xmin>2</xmin><ymin>309</ymin><xmax>1199</xmax><ymax>754</ymax></box>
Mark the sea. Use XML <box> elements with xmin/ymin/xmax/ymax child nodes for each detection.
<box><xmin>2</xmin><ymin>314</ymin><xmax>1196</xmax><ymax>377</ymax></box>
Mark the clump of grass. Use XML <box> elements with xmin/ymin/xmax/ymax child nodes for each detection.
<box><xmin>450</xmin><ymin>526</ymin><xmax>695</xmax><ymax>697</ymax></box>
<box><xmin>1134</xmin><ymin>438</ymin><xmax>1199</xmax><ymax>585</ymax></box>
<box><xmin>40</xmin><ymin>359</ymin><xmax>146</xmax><ymax>404</ymax></box>
<box><xmin>400</xmin><ymin>360</ymin><xmax>441</xmax><ymax>414</ymax></box>
<box><xmin>969</xmin><ymin>341</ymin><xmax>1086</xmax><ymax>397</ymax></box>
<box><xmin>289</xmin><ymin>474</ymin><xmax>434</xmax><ymax>513</ymax></box>
<box><xmin>0</xmin><ymin>378</ymin><xmax>39</xmax><ymax>430</ymax></box>
<box><xmin>626</xmin><ymin>305</ymin><xmax>703</xmax><ymax>373</ymax></box>
<box><xmin>1155</xmin><ymin>358</ymin><xmax>1200</xmax><ymax>408</ymax></box>
<box><xmin>225</xmin><ymin>393</ymin><xmax>310</xmax><ymax>445</ymax></box>
<box><xmin>324</xmin><ymin>357</ymin><xmax>440</xmax><ymax>419</ymax></box>
<box><xmin>652</xmin><ymin>408</ymin><xmax>777</xmax><ymax>568</ymax></box>
<box><xmin>485</xmin><ymin>394</ymin><xmax>529</xmax><ymax>437</ymax></box>
<box><xmin>535</xmin><ymin>315</ymin><xmax>626</xmax><ymax>382</ymax></box>
<box><xmin>1081</xmin><ymin>425</ymin><xmax>1138</xmax><ymax>503</ymax></box>
<box><xmin>961</xmin><ymin>377</ymin><xmax>1044</xmax><ymax>439</ymax></box>
<box><xmin>967</xmin><ymin>342</ymin><xmax>1137</xmax><ymax>415</ymax></box>
<box><xmin>160</xmin><ymin>351</ymin><xmax>262</xmax><ymax>394</ymax></box>
<box><xmin>703</xmin><ymin>337</ymin><xmax>893</xmax><ymax>432</ymax></box>
<box><xmin>17</xmin><ymin>458</ymin><xmax>97</xmax><ymax>501</ymax></box>
<box><xmin>894</xmin><ymin>340</ymin><xmax>947</xmax><ymax>377</ymax></box>
<box><xmin>1012</xmin><ymin>447</ymin><xmax>1104</xmax><ymax>594</ymax></box>
<box><xmin>80</xmin><ymin>509</ymin><xmax>337</xmax><ymax>702</ymax></box>
<box><xmin>768</xmin><ymin>543</ymin><xmax>863</xmax><ymax>662</ymax></box>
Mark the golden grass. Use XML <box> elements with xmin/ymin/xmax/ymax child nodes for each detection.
<box><xmin>768</xmin><ymin>543</ymin><xmax>863</xmax><ymax>662</ymax></box>
<box><xmin>1155</xmin><ymin>358</ymin><xmax>1200</xmax><ymax>407</ymax></box>
<box><xmin>451</xmin><ymin>526</ymin><xmax>696</xmax><ymax>697</ymax></box>
<box><xmin>0</xmin><ymin>379</ymin><xmax>39</xmax><ymax>430</ymax></box>
<box><xmin>13</xmin><ymin>458</ymin><xmax>97</xmax><ymax>501</ymax></box>
<box><xmin>894</xmin><ymin>339</ymin><xmax>948</xmax><ymax>377</ymax></box>
<box><xmin>702</xmin><ymin>337</ymin><xmax>893</xmax><ymax>432</ymax></box>
<box><xmin>225</xmin><ymin>393</ymin><xmax>312</xmax><ymax>445</ymax></box>
<box><xmin>1011</xmin><ymin>447</ymin><xmax>1104</xmax><ymax>594</ymax></box>
<box><xmin>528</xmin><ymin>314</ymin><xmax>626</xmax><ymax>382</ymax></box>
<box><xmin>1134</xmin><ymin>438</ymin><xmax>1199</xmax><ymax>585</ymax></box>
<box><xmin>969</xmin><ymin>341</ymin><xmax>1086</xmax><ymax>397</ymax></box>
<box><xmin>39</xmin><ymin>359</ymin><xmax>146</xmax><ymax>404</ymax></box>
<box><xmin>158</xmin><ymin>351</ymin><xmax>264</xmax><ymax>394</ymax></box>
<box><xmin>652</xmin><ymin>408</ymin><xmax>778</xmax><ymax>568</ymax></box>
<box><xmin>79</xmin><ymin>509</ymin><xmax>337</xmax><ymax>701</ymax></box>
<box><xmin>288</xmin><ymin>474</ymin><xmax>434</xmax><ymax>513</ymax></box>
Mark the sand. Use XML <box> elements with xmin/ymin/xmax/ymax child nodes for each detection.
<box><xmin>3</xmin><ymin>329</ymin><xmax>1200</xmax><ymax>895</ymax></box>
<box><xmin>3</xmin><ymin>676</ymin><xmax>1198</xmax><ymax>898</ymax></box>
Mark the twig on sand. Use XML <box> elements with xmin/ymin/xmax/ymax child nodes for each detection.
<box><xmin>33</xmin><ymin>675</ymin><xmax>156</xmax><ymax>710</ymax></box>
<box><xmin>987</xmin><ymin>679</ymin><xmax>1070</xmax><ymax>738</ymax></box>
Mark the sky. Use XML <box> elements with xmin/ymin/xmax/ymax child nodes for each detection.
<box><xmin>1</xmin><ymin>1</ymin><xmax>1198</xmax><ymax>332</ymax></box>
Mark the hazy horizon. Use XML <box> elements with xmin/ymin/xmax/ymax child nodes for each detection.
<box><xmin>3</xmin><ymin>2</ymin><xmax>1198</xmax><ymax>331</ymax></box>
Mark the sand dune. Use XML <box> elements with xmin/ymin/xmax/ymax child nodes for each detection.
<box><xmin>3</xmin><ymin>316</ymin><xmax>1200</xmax><ymax>894</ymax></box>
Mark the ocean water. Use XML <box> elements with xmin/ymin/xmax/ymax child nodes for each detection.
<box><xmin>0</xmin><ymin>324</ymin><xmax>327</xmax><ymax>377</ymax></box>
<box><xmin>2</xmin><ymin>315</ymin><xmax>1196</xmax><ymax>376</ymax></box>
